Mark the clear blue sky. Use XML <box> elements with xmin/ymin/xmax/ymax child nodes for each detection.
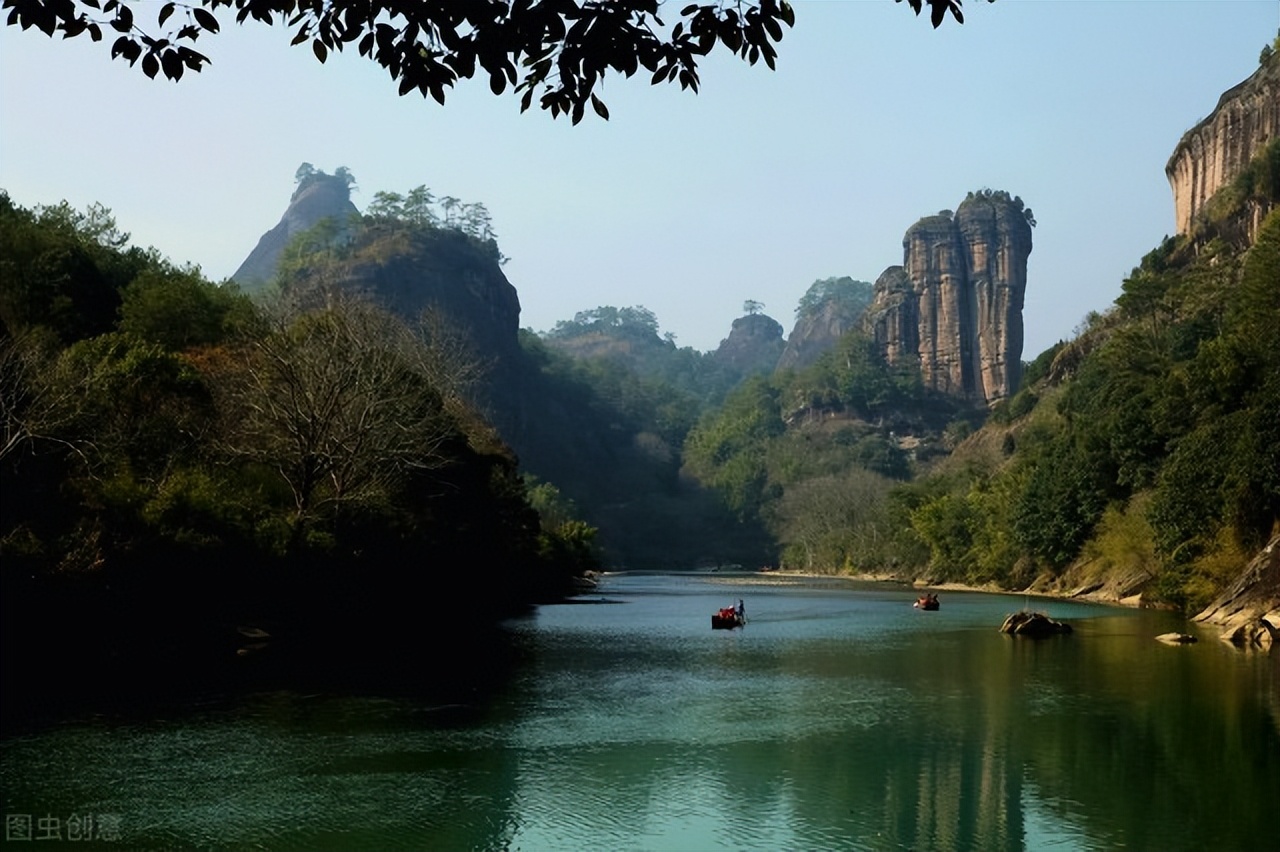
<box><xmin>2</xmin><ymin>0</ymin><xmax>1276</xmax><ymax>356</ymax></box>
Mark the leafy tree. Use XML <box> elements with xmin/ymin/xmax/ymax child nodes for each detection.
<box><xmin>4</xmin><ymin>0</ymin><xmax>979</xmax><ymax>121</ymax></box>
<box><xmin>366</xmin><ymin>190</ymin><xmax>406</xmax><ymax>221</ymax></box>
<box><xmin>794</xmin><ymin>276</ymin><xmax>873</xmax><ymax>324</ymax></box>
<box><xmin>0</xmin><ymin>193</ymin><xmax>133</xmax><ymax>344</ymax></box>
<box><xmin>798</xmin><ymin>330</ymin><xmax>906</xmax><ymax>419</ymax></box>
<box><xmin>962</xmin><ymin>187</ymin><xmax>1035</xmax><ymax>227</ymax></box>
<box><xmin>118</xmin><ymin>265</ymin><xmax>253</xmax><ymax>350</ymax></box>
<box><xmin>294</xmin><ymin>162</ymin><xmax>319</xmax><ymax>186</ymax></box>
<box><xmin>46</xmin><ymin>332</ymin><xmax>213</xmax><ymax>477</ymax></box>
<box><xmin>1010</xmin><ymin>432</ymin><xmax>1109</xmax><ymax>571</ymax></box>
<box><xmin>769</xmin><ymin>468</ymin><xmax>893</xmax><ymax>572</ymax></box>
<box><xmin>333</xmin><ymin>166</ymin><xmax>357</xmax><ymax>190</ymax></box>
<box><xmin>525</xmin><ymin>476</ymin><xmax>601</xmax><ymax>573</ymax></box>
<box><xmin>549</xmin><ymin>305</ymin><xmax>661</xmax><ymax>340</ymax></box>
<box><xmin>682</xmin><ymin>374</ymin><xmax>784</xmax><ymax>519</ymax></box>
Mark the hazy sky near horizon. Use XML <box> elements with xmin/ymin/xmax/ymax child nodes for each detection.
<box><xmin>2</xmin><ymin>1</ymin><xmax>1276</xmax><ymax>355</ymax></box>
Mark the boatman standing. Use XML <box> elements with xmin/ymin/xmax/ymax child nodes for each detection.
<box><xmin>736</xmin><ymin>599</ymin><xmax>746</xmax><ymax>621</ymax></box>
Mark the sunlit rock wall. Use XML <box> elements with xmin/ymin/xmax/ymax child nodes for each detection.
<box><xmin>1166</xmin><ymin>58</ymin><xmax>1280</xmax><ymax>238</ymax></box>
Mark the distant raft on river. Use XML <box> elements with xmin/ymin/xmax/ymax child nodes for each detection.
<box><xmin>712</xmin><ymin>607</ymin><xmax>746</xmax><ymax>630</ymax></box>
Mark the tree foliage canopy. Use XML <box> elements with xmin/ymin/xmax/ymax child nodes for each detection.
<box><xmin>4</xmin><ymin>0</ymin><xmax>980</xmax><ymax>121</ymax></box>
<box><xmin>794</xmin><ymin>276</ymin><xmax>873</xmax><ymax>323</ymax></box>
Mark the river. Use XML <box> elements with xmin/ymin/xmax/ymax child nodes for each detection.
<box><xmin>2</xmin><ymin>572</ymin><xmax>1277</xmax><ymax>851</ymax></box>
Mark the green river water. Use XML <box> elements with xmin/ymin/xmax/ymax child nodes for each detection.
<box><xmin>2</xmin><ymin>572</ymin><xmax>1277</xmax><ymax>851</ymax></box>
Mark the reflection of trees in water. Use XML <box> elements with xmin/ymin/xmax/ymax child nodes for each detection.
<box><xmin>764</xmin><ymin>635</ymin><xmax>1026</xmax><ymax>852</ymax></box>
<box><xmin>683</xmin><ymin>626</ymin><xmax>1279</xmax><ymax>851</ymax></box>
<box><xmin>1269</xmin><ymin>656</ymin><xmax>1280</xmax><ymax>738</ymax></box>
<box><xmin>1014</xmin><ymin>634</ymin><xmax>1280</xmax><ymax>851</ymax></box>
<box><xmin>484</xmin><ymin>596</ymin><xmax>1277</xmax><ymax>852</ymax></box>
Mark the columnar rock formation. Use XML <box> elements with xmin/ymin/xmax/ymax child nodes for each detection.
<box><xmin>1166</xmin><ymin>57</ymin><xmax>1280</xmax><ymax>237</ymax></box>
<box><xmin>863</xmin><ymin>192</ymin><xmax>1033</xmax><ymax>405</ymax></box>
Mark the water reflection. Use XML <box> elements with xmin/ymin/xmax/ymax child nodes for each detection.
<box><xmin>500</xmin><ymin>574</ymin><xmax>1279</xmax><ymax>852</ymax></box>
<box><xmin>2</xmin><ymin>573</ymin><xmax>1276</xmax><ymax>852</ymax></box>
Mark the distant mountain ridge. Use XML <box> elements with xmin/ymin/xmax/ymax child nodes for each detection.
<box><xmin>229</xmin><ymin>175</ymin><xmax>1032</xmax><ymax>411</ymax></box>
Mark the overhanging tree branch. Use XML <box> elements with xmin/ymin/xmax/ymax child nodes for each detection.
<box><xmin>4</xmin><ymin>0</ymin><xmax>982</xmax><ymax>121</ymax></box>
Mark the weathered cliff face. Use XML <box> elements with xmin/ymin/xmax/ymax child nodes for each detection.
<box><xmin>1166</xmin><ymin>57</ymin><xmax>1280</xmax><ymax>238</ymax></box>
<box><xmin>712</xmin><ymin>313</ymin><xmax>785</xmax><ymax>375</ymax></box>
<box><xmin>863</xmin><ymin>266</ymin><xmax>918</xmax><ymax>369</ymax></box>
<box><xmin>332</xmin><ymin>229</ymin><xmax>522</xmax><ymax>366</ymax></box>
<box><xmin>231</xmin><ymin>174</ymin><xmax>359</xmax><ymax>290</ymax></box>
<box><xmin>777</xmin><ymin>298</ymin><xmax>863</xmax><ymax>372</ymax></box>
<box><xmin>282</xmin><ymin>227</ymin><xmax>524</xmax><ymax>417</ymax></box>
<box><xmin>863</xmin><ymin>194</ymin><xmax>1032</xmax><ymax>404</ymax></box>
<box><xmin>1194</xmin><ymin>533</ymin><xmax>1280</xmax><ymax>650</ymax></box>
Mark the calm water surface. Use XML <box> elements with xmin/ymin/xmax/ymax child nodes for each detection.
<box><xmin>3</xmin><ymin>572</ymin><xmax>1278</xmax><ymax>851</ymax></box>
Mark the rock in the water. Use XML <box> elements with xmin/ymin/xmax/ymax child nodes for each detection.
<box><xmin>1155</xmin><ymin>632</ymin><xmax>1198</xmax><ymax>645</ymax></box>
<box><xmin>1000</xmin><ymin>610</ymin><xmax>1072</xmax><ymax>637</ymax></box>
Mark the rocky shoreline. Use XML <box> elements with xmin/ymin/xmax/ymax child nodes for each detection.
<box><xmin>767</xmin><ymin>533</ymin><xmax>1280</xmax><ymax>651</ymax></box>
<box><xmin>1191</xmin><ymin>535</ymin><xmax>1280</xmax><ymax>650</ymax></box>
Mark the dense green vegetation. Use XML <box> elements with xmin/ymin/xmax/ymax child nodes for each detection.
<box><xmin>543</xmin><ymin>304</ymin><xmax>748</xmax><ymax>408</ymax></box>
<box><xmin>793</xmin><ymin>276</ymin><xmax>874</xmax><ymax>325</ymax></box>
<box><xmin>0</xmin><ymin>191</ymin><xmax>593</xmax><ymax>711</ymax></box>
<box><xmin>681</xmin><ymin>327</ymin><xmax>974</xmax><ymax>572</ymax></box>
<box><xmin>514</xmin><ymin>327</ymin><xmax>758</xmax><ymax>568</ymax></box>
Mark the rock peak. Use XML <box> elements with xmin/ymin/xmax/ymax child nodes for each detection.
<box><xmin>863</xmin><ymin>191</ymin><xmax>1033</xmax><ymax>405</ymax></box>
<box><xmin>232</xmin><ymin>170</ymin><xmax>359</xmax><ymax>291</ymax></box>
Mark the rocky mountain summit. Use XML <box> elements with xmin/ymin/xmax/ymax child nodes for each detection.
<box><xmin>229</xmin><ymin>170</ymin><xmax>524</xmax><ymax>423</ymax></box>
<box><xmin>293</xmin><ymin>226</ymin><xmax>523</xmax><ymax>371</ymax></box>
<box><xmin>1166</xmin><ymin>54</ymin><xmax>1280</xmax><ymax>240</ymax></box>
<box><xmin>711</xmin><ymin>313</ymin><xmax>784</xmax><ymax>375</ymax></box>
<box><xmin>232</xmin><ymin>170</ymin><xmax>359</xmax><ymax>291</ymax></box>
<box><xmin>863</xmin><ymin>191</ymin><xmax>1033</xmax><ymax>405</ymax></box>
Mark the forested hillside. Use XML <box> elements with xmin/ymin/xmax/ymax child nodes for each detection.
<box><xmin>0</xmin><ymin>192</ymin><xmax>593</xmax><ymax>714</ymax></box>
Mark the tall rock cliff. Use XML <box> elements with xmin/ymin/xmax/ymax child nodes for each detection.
<box><xmin>279</xmin><ymin>225</ymin><xmax>524</xmax><ymax>422</ymax></box>
<box><xmin>323</xmin><ymin>228</ymin><xmax>521</xmax><ymax>365</ymax></box>
<box><xmin>863</xmin><ymin>192</ymin><xmax>1033</xmax><ymax>405</ymax></box>
<box><xmin>1166</xmin><ymin>56</ymin><xmax>1280</xmax><ymax>239</ymax></box>
<box><xmin>232</xmin><ymin>172</ymin><xmax>359</xmax><ymax>290</ymax></box>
